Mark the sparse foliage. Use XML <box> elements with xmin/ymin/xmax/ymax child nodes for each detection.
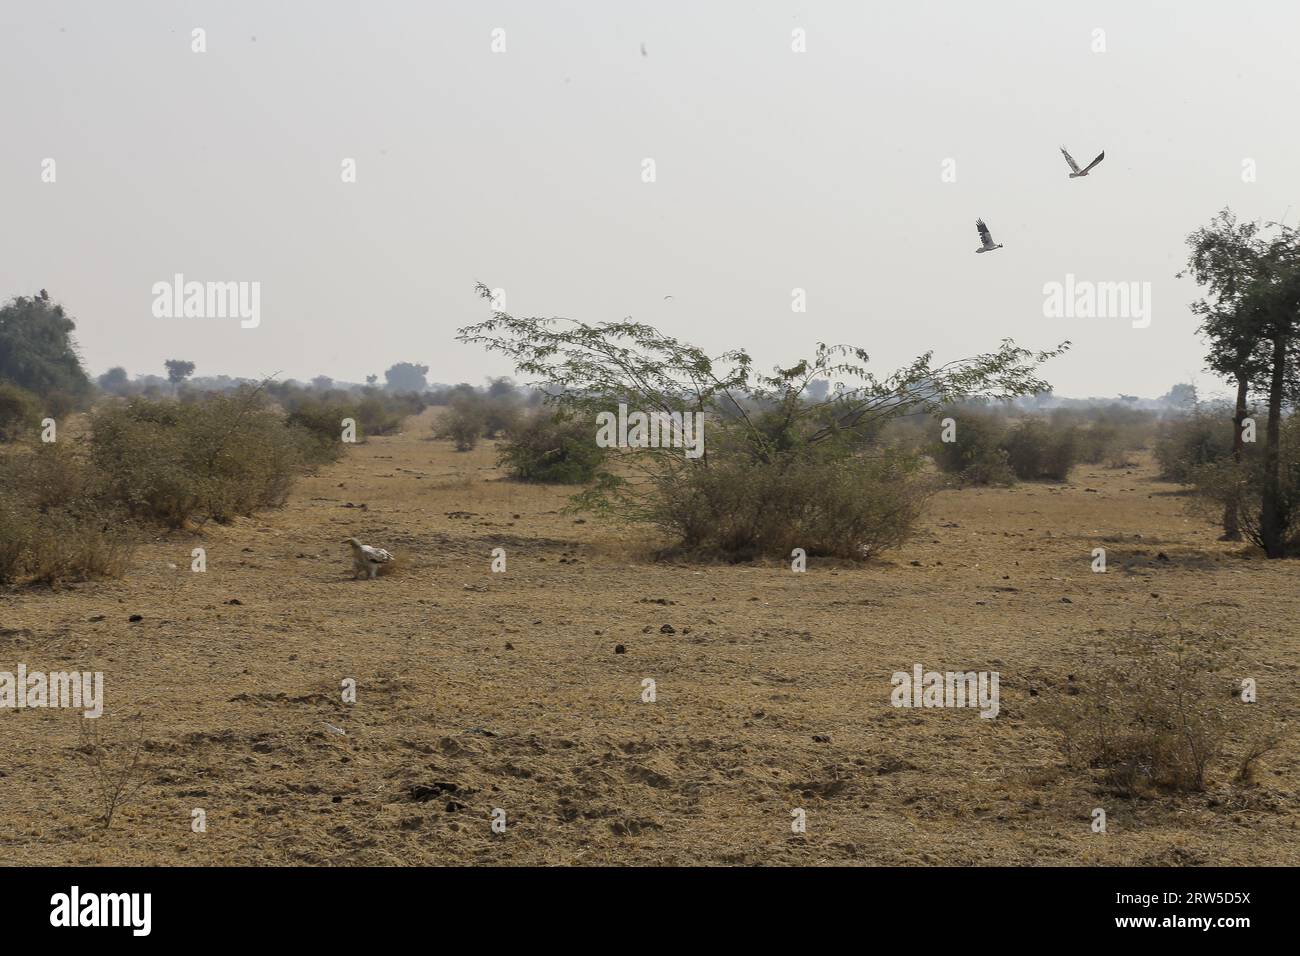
<box><xmin>436</xmin><ymin>398</ymin><xmax>486</xmax><ymax>451</ymax></box>
<box><xmin>458</xmin><ymin>284</ymin><xmax>1065</xmax><ymax>559</ymax></box>
<box><xmin>78</xmin><ymin>714</ymin><xmax>151</xmax><ymax>830</ymax></box>
<box><xmin>1042</xmin><ymin>628</ymin><xmax>1226</xmax><ymax>794</ymax></box>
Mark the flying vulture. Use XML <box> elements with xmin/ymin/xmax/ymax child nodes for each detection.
<box><xmin>975</xmin><ymin>218</ymin><xmax>1003</xmax><ymax>253</ymax></box>
<box><xmin>1060</xmin><ymin>145</ymin><xmax>1105</xmax><ymax>178</ymax></box>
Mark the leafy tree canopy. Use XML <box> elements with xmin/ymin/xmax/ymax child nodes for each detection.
<box><xmin>0</xmin><ymin>290</ymin><xmax>92</xmax><ymax>399</ymax></box>
<box><xmin>165</xmin><ymin>359</ymin><xmax>196</xmax><ymax>384</ymax></box>
<box><xmin>384</xmin><ymin>361</ymin><xmax>429</xmax><ymax>393</ymax></box>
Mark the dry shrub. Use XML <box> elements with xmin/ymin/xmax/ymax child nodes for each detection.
<box><xmin>435</xmin><ymin>399</ymin><xmax>487</xmax><ymax>451</ymax></box>
<box><xmin>41</xmin><ymin>388</ymin><xmax>82</xmax><ymax>422</ymax></box>
<box><xmin>90</xmin><ymin>390</ymin><xmax>309</xmax><ymax>527</ymax></box>
<box><xmin>284</xmin><ymin>398</ymin><xmax>355</xmax><ymax>463</ymax></box>
<box><xmin>647</xmin><ymin>451</ymin><xmax>932</xmax><ymax>561</ymax></box>
<box><xmin>1104</xmin><ymin>445</ymin><xmax>1139</xmax><ymax>469</ymax></box>
<box><xmin>23</xmin><ymin>509</ymin><xmax>133</xmax><ymax>584</ymax></box>
<box><xmin>1078</xmin><ymin>422</ymin><xmax>1133</xmax><ymax>467</ymax></box>
<box><xmin>16</xmin><ymin>440</ymin><xmax>103</xmax><ymax>508</ymax></box>
<box><xmin>1235</xmin><ymin>730</ymin><xmax>1285</xmax><ymax>785</ymax></box>
<box><xmin>1041</xmin><ymin>627</ymin><xmax>1281</xmax><ymax>795</ymax></box>
<box><xmin>0</xmin><ymin>442</ymin><xmax>134</xmax><ymax>585</ymax></box>
<box><xmin>1003</xmin><ymin>419</ymin><xmax>1080</xmax><ymax>481</ymax></box>
<box><xmin>275</xmin><ymin>384</ymin><xmax>416</xmax><ymax>448</ymax></box>
<box><xmin>0</xmin><ymin>381</ymin><xmax>42</xmax><ymax>442</ymax></box>
<box><xmin>356</xmin><ymin>393</ymin><xmax>411</xmax><ymax>436</ymax></box>
<box><xmin>482</xmin><ymin>395</ymin><xmax>523</xmax><ymax>438</ymax></box>
<box><xmin>0</xmin><ymin>499</ymin><xmax>30</xmax><ymax>583</ymax></box>
<box><xmin>1154</xmin><ymin>409</ymin><xmax>1235</xmax><ymax>482</ymax></box>
<box><xmin>3</xmin><ymin>387</ymin><xmax>325</xmax><ymax>584</ymax></box>
<box><xmin>78</xmin><ymin>714</ymin><xmax>151</xmax><ymax>830</ymax></box>
<box><xmin>88</xmin><ymin>404</ymin><xmax>199</xmax><ymax>526</ymax></box>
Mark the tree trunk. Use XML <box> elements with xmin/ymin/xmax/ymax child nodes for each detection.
<box><xmin>1260</xmin><ymin>333</ymin><xmax>1288</xmax><ymax>557</ymax></box>
<box><xmin>1221</xmin><ymin>374</ymin><xmax>1248</xmax><ymax>540</ymax></box>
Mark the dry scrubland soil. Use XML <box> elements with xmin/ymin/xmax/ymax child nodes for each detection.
<box><xmin>2</xmin><ymin>407</ymin><xmax>1298</xmax><ymax>865</ymax></box>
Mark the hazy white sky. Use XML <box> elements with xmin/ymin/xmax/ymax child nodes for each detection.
<box><xmin>3</xmin><ymin>1</ymin><xmax>1297</xmax><ymax>398</ymax></box>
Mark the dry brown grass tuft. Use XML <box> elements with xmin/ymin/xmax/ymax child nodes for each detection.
<box><xmin>1041</xmin><ymin>624</ymin><xmax>1283</xmax><ymax>795</ymax></box>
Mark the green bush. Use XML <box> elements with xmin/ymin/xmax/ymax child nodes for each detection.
<box><xmin>1154</xmin><ymin>410</ymin><xmax>1236</xmax><ymax>482</ymax></box>
<box><xmin>497</xmin><ymin>410</ymin><xmax>606</xmax><ymax>483</ymax></box>
<box><xmin>456</xmin><ymin>293</ymin><xmax>1069</xmax><ymax>563</ymax></box>
<box><xmin>931</xmin><ymin>410</ymin><xmax>1013</xmax><ymax>485</ymax></box>
<box><xmin>0</xmin><ymin>292</ymin><xmax>93</xmax><ymax>402</ymax></box>
<box><xmin>1003</xmin><ymin>419</ymin><xmax>1079</xmax><ymax>481</ymax></box>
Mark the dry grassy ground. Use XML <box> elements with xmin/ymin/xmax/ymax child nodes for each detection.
<box><xmin>2</xmin><ymin>407</ymin><xmax>1297</xmax><ymax>866</ymax></box>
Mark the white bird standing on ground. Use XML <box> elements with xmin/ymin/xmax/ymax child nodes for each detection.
<box><xmin>1060</xmin><ymin>145</ymin><xmax>1105</xmax><ymax>178</ymax></box>
<box><xmin>344</xmin><ymin>537</ymin><xmax>393</xmax><ymax>579</ymax></box>
<box><xmin>975</xmin><ymin>218</ymin><xmax>1003</xmax><ymax>253</ymax></box>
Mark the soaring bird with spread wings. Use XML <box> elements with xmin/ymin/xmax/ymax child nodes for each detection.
<box><xmin>345</xmin><ymin>537</ymin><xmax>393</xmax><ymax>579</ymax></box>
<box><xmin>975</xmin><ymin>218</ymin><xmax>1003</xmax><ymax>253</ymax></box>
<box><xmin>1060</xmin><ymin>145</ymin><xmax>1105</xmax><ymax>178</ymax></box>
